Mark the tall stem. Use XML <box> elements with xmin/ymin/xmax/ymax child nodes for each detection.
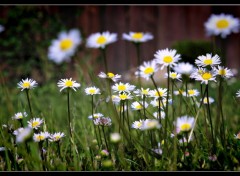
<box><xmin>101</xmin><ymin>48</ymin><xmax>108</xmax><ymax>73</ymax></box>
<box><xmin>91</xmin><ymin>95</ymin><xmax>100</xmax><ymax>149</ymax></box>
<box><xmin>25</xmin><ymin>90</ymin><xmax>33</xmax><ymax>119</ymax></box>
<box><xmin>135</xmin><ymin>43</ymin><xmax>141</xmax><ymax>87</ymax></box>
<box><xmin>67</xmin><ymin>89</ymin><xmax>73</xmax><ymax>157</ymax></box>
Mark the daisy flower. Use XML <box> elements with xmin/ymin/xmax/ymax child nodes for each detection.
<box><xmin>93</xmin><ymin>117</ymin><xmax>112</xmax><ymax>126</ymax></box>
<box><xmin>141</xmin><ymin>119</ymin><xmax>161</xmax><ymax>130</ymax></box>
<box><xmin>150</xmin><ymin>99</ymin><xmax>167</xmax><ymax>108</ymax></box>
<box><xmin>183</xmin><ymin>89</ymin><xmax>200</xmax><ymax>97</ymax></box>
<box><xmin>164</xmin><ymin>72</ymin><xmax>182</xmax><ymax>81</ymax></box>
<box><xmin>49</xmin><ymin>132</ymin><xmax>65</xmax><ymax>142</ymax></box>
<box><xmin>86</xmin><ymin>31</ymin><xmax>117</xmax><ymax>49</ymax></box>
<box><xmin>149</xmin><ymin>88</ymin><xmax>168</xmax><ymax>99</ymax></box>
<box><xmin>234</xmin><ymin>132</ymin><xmax>240</xmax><ymax>140</ymax></box>
<box><xmin>112</xmin><ymin>82</ymin><xmax>136</xmax><ymax>93</ymax></box>
<box><xmin>122</xmin><ymin>31</ymin><xmax>153</xmax><ymax>43</ymax></box>
<box><xmin>195</xmin><ymin>53</ymin><xmax>221</xmax><ymax>68</ymax></box>
<box><xmin>173</xmin><ymin>62</ymin><xmax>196</xmax><ymax>76</ymax></box>
<box><xmin>204</xmin><ymin>13</ymin><xmax>240</xmax><ymax>38</ymax></box>
<box><xmin>134</xmin><ymin>88</ymin><xmax>150</xmax><ymax>98</ymax></box>
<box><xmin>13</xmin><ymin>127</ymin><xmax>24</xmax><ymax>136</ymax></box>
<box><xmin>173</xmin><ymin>89</ymin><xmax>184</xmax><ymax>96</ymax></box>
<box><xmin>154</xmin><ymin>48</ymin><xmax>181</xmax><ymax>70</ymax></box>
<box><xmin>48</xmin><ymin>29</ymin><xmax>82</xmax><ymax>64</ymax></box>
<box><xmin>85</xmin><ymin>86</ymin><xmax>101</xmax><ymax>95</ymax></box>
<box><xmin>202</xmin><ymin>97</ymin><xmax>215</xmax><ymax>104</ymax></box>
<box><xmin>236</xmin><ymin>90</ymin><xmax>240</xmax><ymax>98</ymax></box>
<box><xmin>88</xmin><ymin>113</ymin><xmax>104</xmax><ymax>120</ymax></box>
<box><xmin>16</xmin><ymin>127</ymin><xmax>32</xmax><ymax>144</ymax></box>
<box><xmin>191</xmin><ymin>68</ymin><xmax>217</xmax><ymax>85</ymax></box>
<box><xmin>27</xmin><ymin>118</ymin><xmax>44</xmax><ymax>130</ymax></box>
<box><xmin>135</xmin><ymin>60</ymin><xmax>159</xmax><ymax>80</ymax></box>
<box><xmin>12</xmin><ymin>112</ymin><xmax>27</xmax><ymax>120</ymax></box>
<box><xmin>153</xmin><ymin>111</ymin><xmax>165</xmax><ymax>119</ymax></box>
<box><xmin>131</xmin><ymin>119</ymin><xmax>144</xmax><ymax>130</ymax></box>
<box><xmin>98</xmin><ymin>71</ymin><xmax>121</xmax><ymax>82</ymax></box>
<box><xmin>17</xmin><ymin>78</ymin><xmax>38</xmax><ymax>91</ymax></box>
<box><xmin>57</xmin><ymin>78</ymin><xmax>81</xmax><ymax>92</ymax></box>
<box><xmin>110</xmin><ymin>132</ymin><xmax>121</xmax><ymax>143</ymax></box>
<box><xmin>131</xmin><ymin>101</ymin><xmax>148</xmax><ymax>111</ymax></box>
<box><xmin>214</xmin><ymin>66</ymin><xmax>233</xmax><ymax>79</ymax></box>
<box><xmin>112</xmin><ymin>92</ymin><xmax>133</xmax><ymax>104</ymax></box>
<box><xmin>0</xmin><ymin>24</ymin><xmax>4</xmax><ymax>33</ymax></box>
<box><xmin>175</xmin><ymin>115</ymin><xmax>195</xmax><ymax>133</ymax></box>
<box><xmin>33</xmin><ymin>131</ymin><xmax>50</xmax><ymax>142</ymax></box>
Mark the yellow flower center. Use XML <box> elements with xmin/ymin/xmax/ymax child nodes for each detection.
<box><xmin>65</xmin><ymin>80</ymin><xmax>73</xmax><ymax>87</ymax></box>
<box><xmin>136</xmin><ymin>122</ymin><xmax>142</xmax><ymax>128</ymax></box>
<box><xmin>132</xmin><ymin>32</ymin><xmax>143</xmax><ymax>40</ymax></box>
<box><xmin>119</xmin><ymin>94</ymin><xmax>127</xmax><ymax>100</ymax></box>
<box><xmin>188</xmin><ymin>90</ymin><xmax>195</xmax><ymax>95</ymax></box>
<box><xmin>37</xmin><ymin>135</ymin><xmax>45</xmax><ymax>141</ymax></box>
<box><xmin>23</xmin><ymin>82</ymin><xmax>30</xmax><ymax>88</ymax></box>
<box><xmin>144</xmin><ymin>67</ymin><xmax>154</xmax><ymax>75</ymax></box>
<box><xmin>163</xmin><ymin>56</ymin><xmax>173</xmax><ymax>63</ymax></box>
<box><xmin>97</xmin><ymin>36</ymin><xmax>107</xmax><ymax>44</ymax></box>
<box><xmin>136</xmin><ymin>104</ymin><xmax>142</xmax><ymax>110</ymax></box>
<box><xmin>216</xmin><ymin>19</ymin><xmax>229</xmax><ymax>29</ymax></box>
<box><xmin>170</xmin><ymin>73</ymin><xmax>177</xmax><ymax>78</ymax></box>
<box><xmin>142</xmin><ymin>89</ymin><xmax>149</xmax><ymax>95</ymax></box>
<box><xmin>203</xmin><ymin>59</ymin><xmax>213</xmax><ymax>65</ymax></box>
<box><xmin>203</xmin><ymin>98</ymin><xmax>208</xmax><ymax>104</ymax></box>
<box><xmin>180</xmin><ymin>123</ymin><xmax>191</xmax><ymax>131</ymax></box>
<box><xmin>118</xmin><ymin>85</ymin><xmax>126</xmax><ymax>91</ymax></box>
<box><xmin>60</xmin><ymin>39</ymin><xmax>73</xmax><ymax>51</ymax></box>
<box><xmin>32</xmin><ymin>121</ymin><xmax>40</xmax><ymax>128</ymax></box>
<box><xmin>107</xmin><ymin>72</ymin><xmax>115</xmax><ymax>78</ymax></box>
<box><xmin>18</xmin><ymin>115</ymin><xmax>23</xmax><ymax>119</ymax></box>
<box><xmin>155</xmin><ymin>91</ymin><xmax>163</xmax><ymax>97</ymax></box>
<box><xmin>218</xmin><ymin>69</ymin><xmax>226</xmax><ymax>76</ymax></box>
<box><xmin>202</xmin><ymin>72</ymin><xmax>212</xmax><ymax>80</ymax></box>
<box><xmin>55</xmin><ymin>135</ymin><xmax>60</xmax><ymax>140</ymax></box>
<box><xmin>89</xmin><ymin>89</ymin><xmax>96</xmax><ymax>94</ymax></box>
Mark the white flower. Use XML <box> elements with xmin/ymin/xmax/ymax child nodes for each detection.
<box><xmin>135</xmin><ymin>60</ymin><xmax>159</xmax><ymax>80</ymax></box>
<box><xmin>48</xmin><ymin>29</ymin><xmax>82</xmax><ymax>64</ymax></box>
<box><xmin>12</xmin><ymin>112</ymin><xmax>27</xmax><ymax>120</ymax></box>
<box><xmin>202</xmin><ymin>97</ymin><xmax>215</xmax><ymax>104</ymax></box>
<box><xmin>214</xmin><ymin>66</ymin><xmax>233</xmax><ymax>79</ymax></box>
<box><xmin>33</xmin><ymin>131</ymin><xmax>50</xmax><ymax>142</ymax></box>
<box><xmin>154</xmin><ymin>48</ymin><xmax>181</xmax><ymax>70</ymax></box>
<box><xmin>112</xmin><ymin>82</ymin><xmax>136</xmax><ymax>93</ymax></box>
<box><xmin>88</xmin><ymin>113</ymin><xmax>104</xmax><ymax>120</ymax></box>
<box><xmin>98</xmin><ymin>72</ymin><xmax>121</xmax><ymax>82</ymax></box>
<box><xmin>236</xmin><ymin>90</ymin><xmax>240</xmax><ymax>98</ymax></box>
<box><xmin>195</xmin><ymin>53</ymin><xmax>221</xmax><ymax>68</ymax></box>
<box><xmin>149</xmin><ymin>88</ymin><xmax>168</xmax><ymax>99</ymax></box>
<box><xmin>183</xmin><ymin>89</ymin><xmax>200</xmax><ymax>97</ymax></box>
<box><xmin>132</xmin><ymin>120</ymin><xmax>144</xmax><ymax>129</ymax></box>
<box><xmin>141</xmin><ymin>119</ymin><xmax>161</xmax><ymax>130</ymax></box>
<box><xmin>122</xmin><ymin>31</ymin><xmax>153</xmax><ymax>43</ymax></box>
<box><xmin>173</xmin><ymin>62</ymin><xmax>196</xmax><ymax>76</ymax></box>
<box><xmin>85</xmin><ymin>86</ymin><xmax>101</xmax><ymax>95</ymax></box>
<box><xmin>164</xmin><ymin>72</ymin><xmax>182</xmax><ymax>81</ymax></box>
<box><xmin>49</xmin><ymin>132</ymin><xmax>65</xmax><ymax>142</ymax></box>
<box><xmin>110</xmin><ymin>133</ymin><xmax>121</xmax><ymax>143</ymax></box>
<box><xmin>191</xmin><ymin>68</ymin><xmax>217</xmax><ymax>85</ymax></box>
<box><xmin>173</xmin><ymin>89</ymin><xmax>184</xmax><ymax>96</ymax></box>
<box><xmin>27</xmin><ymin>118</ymin><xmax>44</xmax><ymax>129</ymax></box>
<box><xmin>13</xmin><ymin>128</ymin><xmax>24</xmax><ymax>136</ymax></box>
<box><xmin>175</xmin><ymin>115</ymin><xmax>195</xmax><ymax>133</ymax></box>
<box><xmin>153</xmin><ymin>111</ymin><xmax>165</xmax><ymax>119</ymax></box>
<box><xmin>0</xmin><ymin>25</ymin><xmax>4</xmax><ymax>33</ymax></box>
<box><xmin>16</xmin><ymin>127</ymin><xmax>32</xmax><ymax>144</ymax></box>
<box><xmin>57</xmin><ymin>78</ymin><xmax>81</xmax><ymax>92</ymax></box>
<box><xmin>111</xmin><ymin>92</ymin><xmax>133</xmax><ymax>104</ymax></box>
<box><xmin>204</xmin><ymin>13</ymin><xmax>240</xmax><ymax>38</ymax></box>
<box><xmin>133</xmin><ymin>88</ymin><xmax>150</xmax><ymax>98</ymax></box>
<box><xmin>93</xmin><ymin>117</ymin><xmax>112</xmax><ymax>126</ymax></box>
<box><xmin>131</xmin><ymin>101</ymin><xmax>148</xmax><ymax>111</ymax></box>
<box><xmin>17</xmin><ymin>78</ymin><xmax>38</xmax><ymax>91</ymax></box>
<box><xmin>86</xmin><ymin>31</ymin><xmax>117</xmax><ymax>49</ymax></box>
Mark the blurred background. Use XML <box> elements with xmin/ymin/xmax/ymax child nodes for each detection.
<box><xmin>0</xmin><ymin>5</ymin><xmax>240</xmax><ymax>86</ymax></box>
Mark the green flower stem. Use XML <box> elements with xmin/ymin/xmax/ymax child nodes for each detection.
<box><xmin>57</xmin><ymin>141</ymin><xmax>62</xmax><ymax>160</ymax></box>
<box><xmin>67</xmin><ymin>88</ymin><xmax>73</xmax><ymax>157</ymax></box>
<box><xmin>206</xmin><ymin>84</ymin><xmax>215</xmax><ymax>153</ymax></box>
<box><xmin>101</xmin><ymin>126</ymin><xmax>109</xmax><ymax>152</ymax></box>
<box><xmin>25</xmin><ymin>90</ymin><xmax>33</xmax><ymax>119</ymax></box>
<box><xmin>135</xmin><ymin>43</ymin><xmax>141</xmax><ymax>88</ymax></box>
<box><xmin>143</xmin><ymin>95</ymin><xmax>146</xmax><ymax>119</ymax></box>
<box><xmin>91</xmin><ymin>95</ymin><xmax>100</xmax><ymax>149</ymax></box>
<box><xmin>101</xmin><ymin>48</ymin><xmax>108</xmax><ymax>73</ymax></box>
